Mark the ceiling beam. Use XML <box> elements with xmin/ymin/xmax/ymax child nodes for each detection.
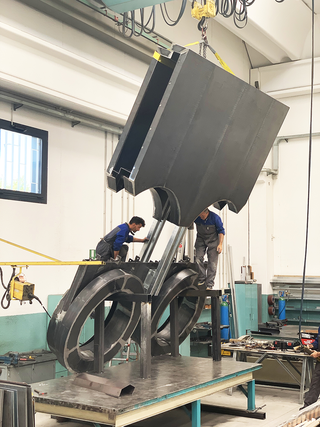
<box><xmin>215</xmin><ymin>0</ymin><xmax>312</xmax><ymax>64</ymax></box>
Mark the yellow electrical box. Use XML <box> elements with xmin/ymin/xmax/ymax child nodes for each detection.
<box><xmin>10</xmin><ymin>270</ymin><xmax>35</xmax><ymax>302</ymax></box>
<box><xmin>221</xmin><ymin>349</ymin><xmax>231</xmax><ymax>356</ymax></box>
<box><xmin>11</xmin><ymin>280</ymin><xmax>35</xmax><ymax>301</ymax></box>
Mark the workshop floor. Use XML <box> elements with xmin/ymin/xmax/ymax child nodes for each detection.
<box><xmin>35</xmin><ymin>385</ymin><xmax>304</xmax><ymax>427</ymax></box>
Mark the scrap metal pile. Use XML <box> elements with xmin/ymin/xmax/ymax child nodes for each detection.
<box><xmin>47</xmin><ymin>44</ymin><xmax>289</xmax><ymax>373</ymax></box>
<box><xmin>278</xmin><ymin>402</ymin><xmax>320</xmax><ymax>427</ymax></box>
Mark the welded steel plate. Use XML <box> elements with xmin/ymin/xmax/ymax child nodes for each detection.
<box><xmin>47</xmin><ymin>262</ymin><xmax>203</xmax><ymax>372</ymax></box>
<box><xmin>32</xmin><ymin>356</ymin><xmax>261</xmax><ymax>422</ymax></box>
<box><xmin>132</xmin><ymin>268</ymin><xmax>205</xmax><ymax>355</ymax></box>
<box><xmin>107</xmin><ymin>47</ymin><xmax>289</xmax><ymax>226</ymax></box>
<box><xmin>47</xmin><ymin>269</ymin><xmax>144</xmax><ymax>372</ymax></box>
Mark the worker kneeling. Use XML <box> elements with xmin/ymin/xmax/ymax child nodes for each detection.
<box><xmin>96</xmin><ymin>216</ymin><xmax>148</xmax><ymax>262</ymax></box>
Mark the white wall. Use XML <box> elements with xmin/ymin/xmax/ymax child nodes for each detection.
<box><xmin>250</xmin><ymin>59</ymin><xmax>320</xmax><ymax>292</ymax></box>
<box><xmin>0</xmin><ymin>0</ymin><xmax>261</xmax><ymax>319</ymax></box>
<box><xmin>0</xmin><ymin>0</ymin><xmax>147</xmax><ymax>125</ymax></box>
<box><xmin>0</xmin><ymin>100</ymin><xmax>106</xmax><ymax>315</ymax></box>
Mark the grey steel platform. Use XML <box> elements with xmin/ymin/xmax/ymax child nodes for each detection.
<box><xmin>32</xmin><ymin>356</ymin><xmax>261</xmax><ymax>426</ymax></box>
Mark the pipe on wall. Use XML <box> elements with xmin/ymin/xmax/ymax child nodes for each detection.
<box><xmin>261</xmin><ymin>132</ymin><xmax>320</xmax><ymax>176</ymax></box>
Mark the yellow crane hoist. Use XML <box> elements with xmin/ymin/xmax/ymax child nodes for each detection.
<box><xmin>191</xmin><ymin>0</ymin><xmax>216</xmax><ymax>20</ymax></box>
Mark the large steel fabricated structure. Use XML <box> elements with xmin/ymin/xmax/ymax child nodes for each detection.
<box><xmin>48</xmin><ymin>45</ymin><xmax>289</xmax><ymax>375</ymax></box>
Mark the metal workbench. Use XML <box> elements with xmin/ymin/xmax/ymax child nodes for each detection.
<box><xmin>222</xmin><ymin>343</ymin><xmax>314</xmax><ymax>404</ymax></box>
<box><xmin>32</xmin><ymin>356</ymin><xmax>261</xmax><ymax>427</ymax></box>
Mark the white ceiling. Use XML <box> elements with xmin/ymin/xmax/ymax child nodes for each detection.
<box><xmin>19</xmin><ymin>0</ymin><xmax>320</xmax><ymax>70</ymax></box>
<box><xmin>302</xmin><ymin>0</ymin><xmax>320</xmax><ymax>14</ymax></box>
<box><xmin>215</xmin><ymin>0</ymin><xmax>320</xmax><ymax>68</ymax></box>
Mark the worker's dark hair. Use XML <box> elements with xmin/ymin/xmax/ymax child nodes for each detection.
<box><xmin>129</xmin><ymin>216</ymin><xmax>145</xmax><ymax>227</ymax></box>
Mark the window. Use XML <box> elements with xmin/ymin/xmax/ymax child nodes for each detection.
<box><xmin>0</xmin><ymin>119</ymin><xmax>48</xmax><ymax>203</ymax></box>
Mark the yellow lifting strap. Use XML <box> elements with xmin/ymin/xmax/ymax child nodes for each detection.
<box><xmin>0</xmin><ymin>237</ymin><xmax>61</xmax><ymax>262</ymax></box>
<box><xmin>153</xmin><ymin>51</ymin><xmax>175</xmax><ymax>69</ymax></box>
<box><xmin>213</xmin><ymin>52</ymin><xmax>234</xmax><ymax>75</ymax></box>
<box><xmin>184</xmin><ymin>41</ymin><xmax>234</xmax><ymax>75</ymax></box>
<box><xmin>191</xmin><ymin>0</ymin><xmax>216</xmax><ymax>21</ymax></box>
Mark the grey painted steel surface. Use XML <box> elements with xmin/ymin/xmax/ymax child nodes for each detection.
<box><xmin>32</xmin><ymin>356</ymin><xmax>261</xmax><ymax>419</ymax></box>
<box><xmin>107</xmin><ymin>47</ymin><xmax>289</xmax><ymax>227</ymax></box>
<box><xmin>47</xmin><ymin>47</ymin><xmax>288</xmax><ymax>375</ymax></box>
<box><xmin>140</xmin><ymin>301</ymin><xmax>152</xmax><ymax>379</ymax></box>
<box><xmin>73</xmin><ymin>373</ymin><xmax>134</xmax><ymax>398</ymax></box>
<box><xmin>148</xmin><ymin>225</ymin><xmax>187</xmax><ymax>295</ymax></box>
<box><xmin>93</xmin><ymin>302</ymin><xmax>105</xmax><ymax>373</ymax></box>
<box><xmin>132</xmin><ymin>268</ymin><xmax>205</xmax><ymax>356</ymax></box>
<box><xmin>211</xmin><ymin>296</ymin><xmax>221</xmax><ymax>361</ymax></box>
<box><xmin>47</xmin><ymin>262</ymin><xmax>205</xmax><ymax>371</ymax></box>
<box><xmin>47</xmin><ymin>268</ymin><xmax>144</xmax><ymax>373</ymax></box>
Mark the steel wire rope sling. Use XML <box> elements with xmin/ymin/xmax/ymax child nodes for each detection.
<box><xmin>188</xmin><ymin>2</ymin><xmax>234</xmax><ymax>75</ymax></box>
<box><xmin>298</xmin><ymin>0</ymin><xmax>315</xmax><ymax>344</ymax></box>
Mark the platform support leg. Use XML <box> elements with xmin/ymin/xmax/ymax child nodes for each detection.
<box><xmin>93</xmin><ymin>301</ymin><xmax>105</xmax><ymax>373</ymax></box>
<box><xmin>140</xmin><ymin>301</ymin><xmax>152</xmax><ymax>379</ymax></box>
<box><xmin>247</xmin><ymin>380</ymin><xmax>255</xmax><ymax>411</ymax></box>
<box><xmin>170</xmin><ymin>298</ymin><xmax>179</xmax><ymax>357</ymax></box>
<box><xmin>211</xmin><ymin>295</ymin><xmax>221</xmax><ymax>361</ymax></box>
<box><xmin>191</xmin><ymin>399</ymin><xmax>201</xmax><ymax>427</ymax></box>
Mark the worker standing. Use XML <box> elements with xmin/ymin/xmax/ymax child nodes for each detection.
<box><xmin>300</xmin><ymin>326</ymin><xmax>320</xmax><ymax>409</ymax></box>
<box><xmin>96</xmin><ymin>216</ymin><xmax>148</xmax><ymax>262</ymax></box>
<box><xmin>194</xmin><ymin>208</ymin><xmax>225</xmax><ymax>289</ymax></box>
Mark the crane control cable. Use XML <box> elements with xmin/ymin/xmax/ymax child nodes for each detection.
<box><xmin>298</xmin><ymin>0</ymin><xmax>315</xmax><ymax>342</ymax></box>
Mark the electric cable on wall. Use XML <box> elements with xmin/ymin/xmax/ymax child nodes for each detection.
<box><xmin>0</xmin><ymin>267</ymin><xmax>14</xmax><ymax>309</ymax></box>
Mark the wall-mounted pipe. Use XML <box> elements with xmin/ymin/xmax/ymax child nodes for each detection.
<box><xmin>0</xmin><ymin>91</ymin><xmax>123</xmax><ymax>135</ymax></box>
<box><xmin>261</xmin><ymin>132</ymin><xmax>320</xmax><ymax>176</ymax></box>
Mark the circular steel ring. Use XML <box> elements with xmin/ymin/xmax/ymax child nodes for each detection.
<box><xmin>133</xmin><ymin>268</ymin><xmax>205</xmax><ymax>356</ymax></box>
<box><xmin>47</xmin><ymin>269</ymin><xmax>143</xmax><ymax>372</ymax></box>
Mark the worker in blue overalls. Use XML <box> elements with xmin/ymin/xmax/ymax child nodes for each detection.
<box><xmin>96</xmin><ymin>216</ymin><xmax>148</xmax><ymax>261</ymax></box>
<box><xmin>301</xmin><ymin>326</ymin><xmax>320</xmax><ymax>409</ymax></box>
<box><xmin>194</xmin><ymin>208</ymin><xmax>225</xmax><ymax>289</ymax></box>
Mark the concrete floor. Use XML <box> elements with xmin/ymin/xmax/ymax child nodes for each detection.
<box><xmin>35</xmin><ymin>385</ymin><xmax>304</xmax><ymax>427</ymax></box>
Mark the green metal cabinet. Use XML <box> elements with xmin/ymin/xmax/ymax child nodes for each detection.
<box><xmin>234</xmin><ymin>282</ymin><xmax>258</xmax><ymax>336</ymax></box>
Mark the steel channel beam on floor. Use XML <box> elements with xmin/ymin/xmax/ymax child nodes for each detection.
<box><xmin>201</xmin><ymin>405</ymin><xmax>265</xmax><ymax>420</ymax></box>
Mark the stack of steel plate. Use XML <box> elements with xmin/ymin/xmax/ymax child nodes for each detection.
<box><xmin>0</xmin><ymin>380</ymin><xmax>34</xmax><ymax>427</ymax></box>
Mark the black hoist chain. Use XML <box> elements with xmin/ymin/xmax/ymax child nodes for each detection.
<box><xmin>198</xmin><ymin>17</ymin><xmax>208</xmax><ymax>59</ymax></box>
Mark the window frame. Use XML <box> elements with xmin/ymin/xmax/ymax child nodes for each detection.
<box><xmin>0</xmin><ymin>118</ymin><xmax>48</xmax><ymax>204</ymax></box>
